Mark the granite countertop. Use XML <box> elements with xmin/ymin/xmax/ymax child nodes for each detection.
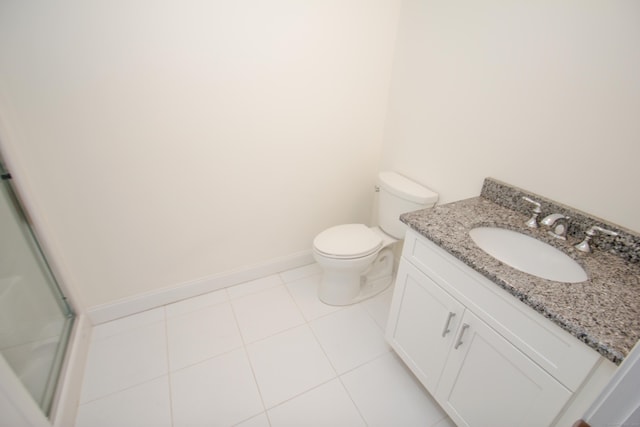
<box><xmin>400</xmin><ymin>195</ymin><xmax>640</xmax><ymax>365</ymax></box>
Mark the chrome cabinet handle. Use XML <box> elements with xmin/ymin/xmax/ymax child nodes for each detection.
<box><xmin>454</xmin><ymin>323</ymin><xmax>470</xmax><ymax>349</ymax></box>
<box><xmin>441</xmin><ymin>312</ymin><xmax>456</xmax><ymax>337</ymax></box>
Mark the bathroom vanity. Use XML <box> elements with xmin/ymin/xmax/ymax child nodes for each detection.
<box><xmin>385</xmin><ymin>178</ymin><xmax>640</xmax><ymax>427</ymax></box>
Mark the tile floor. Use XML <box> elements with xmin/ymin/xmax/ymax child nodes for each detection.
<box><xmin>75</xmin><ymin>264</ymin><xmax>455</xmax><ymax>427</ymax></box>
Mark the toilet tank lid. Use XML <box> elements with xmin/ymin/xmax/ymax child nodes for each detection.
<box><xmin>378</xmin><ymin>171</ymin><xmax>438</xmax><ymax>205</ymax></box>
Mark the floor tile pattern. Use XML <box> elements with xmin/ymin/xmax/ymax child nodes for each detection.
<box><xmin>75</xmin><ymin>263</ymin><xmax>455</xmax><ymax>427</ymax></box>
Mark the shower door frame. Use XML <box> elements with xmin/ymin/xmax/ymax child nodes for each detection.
<box><xmin>0</xmin><ymin>122</ymin><xmax>88</xmax><ymax>427</ymax></box>
<box><xmin>1</xmin><ymin>161</ymin><xmax>76</xmax><ymax>406</ymax></box>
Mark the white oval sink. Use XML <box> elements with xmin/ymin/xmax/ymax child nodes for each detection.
<box><xmin>469</xmin><ymin>227</ymin><xmax>588</xmax><ymax>283</ymax></box>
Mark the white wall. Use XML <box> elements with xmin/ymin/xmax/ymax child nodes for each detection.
<box><xmin>0</xmin><ymin>0</ymin><xmax>401</xmax><ymax>307</ymax></box>
<box><xmin>3</xmin><ymin>0</ymin><xmax>638</xmax><ymax>310</ymax></box>
<box><xmin>381</xmin><ymin>1</ymin><xmax>640</xmax><ymax>232</ymax></box>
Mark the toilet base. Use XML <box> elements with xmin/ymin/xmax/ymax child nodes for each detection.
<box><xmin>318</xmin><ymin>248</ymin><xmax>394</xmax><ymax>306</ymax></box>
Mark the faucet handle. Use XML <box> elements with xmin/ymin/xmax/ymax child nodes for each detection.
<box><xmin>522</xmin><ymin>197</ymin><xmax>542</xmax><ymax>228</ymax></box>
<box><xmin>574</xmin><ymin>225</ymin><xmax>619</xmax><ymax>253</ymax></box>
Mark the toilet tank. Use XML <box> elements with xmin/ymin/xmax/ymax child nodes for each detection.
<box><xmin>377</xmin><ymin>171</ymin><xmax>438</xmax><ymax>239</ymax></box>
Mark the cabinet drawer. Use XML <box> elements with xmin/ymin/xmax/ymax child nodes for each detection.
<box><xmin>402</xmin><ymin>230</ymin><xmax>599</xmax><ymax>391</ymax></box>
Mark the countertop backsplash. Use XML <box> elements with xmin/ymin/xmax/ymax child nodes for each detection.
<box><xmin>481</xmin><ymin>178</ymin><xmax>640</xmax><ymax>264</ymax></box>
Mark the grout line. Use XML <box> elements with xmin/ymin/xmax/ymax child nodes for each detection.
<box><xmin>303</xmin><ymin>298</ymin><xmax>375</xmax><ymax>427</ymax></box>
<box><xmin>263</xmin><ymin>376</ymin><xmax>339</xmax><ymax>411</ymax></box>
<box><xmin>230</xmin><ymin>412</ymin><xmax>270</xmax><ymax>427</ymax></box>
<box><xmin>306</xmin><ymin>315</ymin><xmax>340</xmax><ymax>377</ymax></box>
<box><xmin>164</xmin><ymin>289</ymin><xmax>230</xmax><ymax>320</ymax></box>
<box><xmin>278</xmin><ymin>263</ymin><xmax>321</xmax><ymax>284</ymax></box>
<box><xmin>335</xmin><ymin>351</ymin><xmax>406</xmax><ymax>427</ymax></box>
<box><xmin>238</xmin><ymin>279</ymin><xmax>343</xmax><ymax>417</ymax></box>
<box><xmin>76</xmin><ymin>373</ymin><xmax>169</xmax><ymax>406</ymax></box>
<box><xmin>166</xmin><ymin>343</ymin><xmax>245</xmax><ymax>375</ymax></box>
<box><xmin>227</xmin><ymin>295</ymin><xmax>271</xmax><ymax>425</ymax></box>
<box><xmin>77</xmin><ymin>264</ymin><xmax>409</xmax><ymax>426</ymax></box>
<box><xmin>231</xmin><ymin>284</ymin><xmax>307</xmax><ymax>345</ymax></box>
<box><xmin>283</xmin><ymin>273</ymin><xmax>348</xmax><ymax>323</ymax></box>
<box><xmin>162</xmin><ymin>306</ymin><xmax>176</xmax><ymax>427</ymax></box>
<box><xmin>333</xmin><ymin>299</ymin><xmax>384</xmax><ymax>427</ymax></box>
<box><xmin>336</xmin><ymin>374</ymin><xmax>370</xmax><ymax>427</ymax></box>
<box><xmin>224</xmin><ymin>299</ymin><xmax>247</xmax><ymax>348</ymax></box>
<box><xmin>282</xmin><ymin>278</ymin><xmax>314</xmax><ymax>322</ymax></box>
<box><xmin>239</xmin><ymin>342</ymin><xmax>272</xmax><ymax>426</ymax></box>
<box><xmin>360</xmin><ymin>285</ymin><xmax>395</xmax><ymax>332</ymax></box>
<box><xmin>225</xmin><ymin>274</ymin><xmax>285</xmax><ymax>301</ymax></box>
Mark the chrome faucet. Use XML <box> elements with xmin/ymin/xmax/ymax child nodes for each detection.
<box><xmin>522</xmin><ymin>197</ymin><xmax>541</xmax><ymax>228</ymax></box>
<box><xmin>541</xmin><ymin>213</ymin><xmax>570</xmax><ymax>240</ymax></box>
<box><xmin>574</xmin><ymin>225</ymin><xmax>619</xmax><ymax>253</ymax></box>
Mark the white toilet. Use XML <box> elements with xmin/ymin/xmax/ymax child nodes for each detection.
<box><xmin>313</xmin><ymin>171</ymin><xmax>438</xmax><ymax>306</ymax></box>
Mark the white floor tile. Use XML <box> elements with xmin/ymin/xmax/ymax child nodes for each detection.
<box><xmin>165</xmin><ymin>289</ymin><xmax>228</xmax><ymax>318</ymax></box>
<box><xmin>80</xmin><ymin>321</ymin><xmax>168</xmax><ymax>403</ymax></box>
<box><xmin>232</xmin><ymin>286</ymin><xmax>305</xmax><ymax>343</ymax></box>
<box><xmin>75</xmin><ymin>376</ymin><xmax>171</xmax><ymax>427</ymax></box>
<box><xmin>166</xmin><ymin>302</ymin><xmax>243</xmax><ymax>370</ymax></box>
<box><xmin>233</xmin><ymin>412</ymin><xmax>270</xmax><ymax>427</ymax></box>
<box><xmin>75</xmin><ymin>267</ymin><xmax>447</xmax><ymax>427</ymax></box>
<box><xmin>310</xmin><ymin>305</ymin><xmax>390</xmax><ymax>374</ymax></box>
<box><xmin>268</xmin><ymin>379</ymin><xmax>366</xmax><ymax>427</ymax></box>
<box><xmin>434</xmin><ymin>416</ymin><xmax>458</xmax><ymax>427</ymax></box>
<box><xmin>246</xmin><ymin>325</ymin><xmax>336</xmax><ymax>408</ymax></box>
<box><xmin>171</xmin><ymin>348</ymin><xmax>264</xmax><ymax>427</ymax></box>
<box><xmin>341</xmin><ymin>353</ymin><xmax>449</xmax><ymax>427</ymax></box>
<box><xmin>361</xmin><ymin>285</ymin><xmax>395</xmax><ymax>330</ymax></box>
<box><xmin>279</xmin><ymin>263</ymin><xmax>322</xmax><ymax>283</ymax></box>
<box><xmin>227</xmin><ymin>274</ymin><xmax>283</xmax><ymax>300</ymax></box>
<box><xmin>285</xmin><ymin>274</ymin><xmax>343</xmax><ymax>321</ymax></box>
<box><xmin>91</xmin><ymin>307</ymin><xmax>165</xmax><ymax>342</ymax></box>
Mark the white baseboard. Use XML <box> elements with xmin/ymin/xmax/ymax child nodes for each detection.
<box><xmin>87</xmin><ymin>250</ymin><xmax>315</xmax><ymax>325</ymax></box>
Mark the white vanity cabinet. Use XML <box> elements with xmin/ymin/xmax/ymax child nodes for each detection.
<box><xmin>388</xmin><ymin>261</ymin><xmax>464</xmax><ymax>392</ymax></box>
<box><xmin>435</xmin><ymin>309</ymin><xmax>571</xmax><ymax>427</ymax></box>
<box><xmin>386</xmin><ymin>229</ymin><xmax>604</xmax><ymax>427</ymax></box>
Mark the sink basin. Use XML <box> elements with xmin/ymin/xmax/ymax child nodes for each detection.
<box><xmin>469</xmin><ymin>227</ymin><xmax>588</xmax><ymax>283</ymax></box>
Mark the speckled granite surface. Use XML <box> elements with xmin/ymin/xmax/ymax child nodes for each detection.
<box><xmin>400</xmin><ymin>179</ymin><xmax>640</xmax><ymax>365</ymax></box>
<box><xmin>482</xmin><ymin>178</ymin><xmax>640</xmax><ymax>263</ymax></box>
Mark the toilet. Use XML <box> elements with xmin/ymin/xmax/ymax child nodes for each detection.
<box><xmin>313</xmin><ymin>171</ymin><xmax>438</xmax><ymax>305</ymax></box>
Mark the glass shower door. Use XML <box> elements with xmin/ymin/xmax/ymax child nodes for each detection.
<box><xmin>0</xmin><ymin>163</ymin><xmax>74</xmax><ymax>417</ymax></box>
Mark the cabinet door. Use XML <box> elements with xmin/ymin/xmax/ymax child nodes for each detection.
<box><xmin>386</xmin><ymin>260</ymin><xmax>465</xmax><ymax>392</ymax></box>
<box><xmin>436</xmin><ymin>310</ymin><xmax>571</xmax><ymax>427</ymax></box>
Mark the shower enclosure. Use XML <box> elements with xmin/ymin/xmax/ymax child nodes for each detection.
<box><xmin>0</xmin><ymin>159</ymin><xmax>75</xmax><ymax>417</ymax></box>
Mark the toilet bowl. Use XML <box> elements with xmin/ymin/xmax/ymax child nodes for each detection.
<box><xmin>313</xmin><ymin>225</ymin><xmax>397</xmax><ymax>305</ymax></box>
<box><xmin>313</xmin><ymin>172</ymin><xmax>438</xmax><ymax>306</ymax></box>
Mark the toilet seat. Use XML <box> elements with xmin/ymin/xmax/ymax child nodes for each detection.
<box><xmin>313</xmin><ymin>224</ymin><xmax>382</xmax><ymax>259</ymax></box>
